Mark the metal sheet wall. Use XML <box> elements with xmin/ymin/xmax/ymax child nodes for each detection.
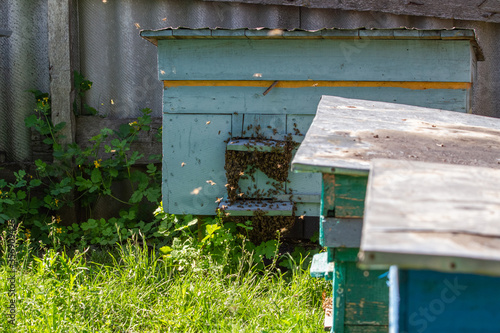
<box><xmin>1</xmin><ymin>0</ymin><xmax>499</xmax><ymax>161</ymax></box>
<box><xmin>0</xmin><ymin>0</ymin><xmax>50</xmax><ymax>162</ymax></box>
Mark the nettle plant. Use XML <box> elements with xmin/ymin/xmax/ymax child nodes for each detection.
<box><xmin>0</xmin><ymin>75</ymin><xmax>162</xmax><ymax>247</ymax></box>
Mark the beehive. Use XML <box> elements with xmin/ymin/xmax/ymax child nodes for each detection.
<box><xmin>360</xmin><ymin>159</ymin><xmax>500</xmax><ymax>333</ymax></box>
<box><xmin>291</xmin><ymin>93</ymin><xmax>498</xmax><ymax>332</ymax></box>
<box><xmin>141</xmin><ymin>28</ymin><xmax>480</xmax><ymax>239</ymax></box>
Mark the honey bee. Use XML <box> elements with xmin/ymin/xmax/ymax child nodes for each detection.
<box><xmin>181</xmin><ymin>162</ymin><xmax>186</xmax><ymax>167</ymax></box>
<box><xmin>206</xmin><ymin>121</ymin><xmax>211</xmax><ymax>125</ymax></box>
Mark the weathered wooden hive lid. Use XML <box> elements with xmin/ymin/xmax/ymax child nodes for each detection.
<box><xmin>140</xmin><ymin>27</ymin><xmax>483</xmax><ymax>60</ymax></box>
<box><xmin>359</xmin><ymin>158</ymin><xmax>500</xmax><ymax>277</ymax></box>
<box><xmin>292</xmin><ymin>96</ymin><xmax>500</xmax><ymax>175</ymax></box>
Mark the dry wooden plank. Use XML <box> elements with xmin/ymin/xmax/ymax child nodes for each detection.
<box><xmin>360</xmin><ymin>158</ymin><xmax>500</xmax><ymax>275</ymax></box>
<box><xmin>292</xmin><ymin>96</ymin><xmax>500</xmax><ymax>174</ymax></box>
<box><xmin>202</xmin><ymin>0</ymin><xmax>500</xmax><ymax>24</ymax></box>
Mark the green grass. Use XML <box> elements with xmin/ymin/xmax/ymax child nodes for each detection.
<box><xmin>0</xmin><ymin>239</ymin><xmax>330</xmax><ymax>332</ymax></box>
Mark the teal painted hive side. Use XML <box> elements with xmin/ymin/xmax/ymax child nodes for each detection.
<box><xmin>158</xmin><ymin>33</ymin><xmax>476</xmax><ymax>215</ymax></box>
<box><xmin>392</xmin><ymin>269</ymin><xmax>500</xmax><ymax>333</ymax></box>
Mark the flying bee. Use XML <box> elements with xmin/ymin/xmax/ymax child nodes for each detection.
<box><xmin>206</xmin><ymin>121</ymin><xmax>211</xmax><ymax>125</ymax></box>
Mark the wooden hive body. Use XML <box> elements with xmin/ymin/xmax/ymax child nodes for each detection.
<box><xmin>360</xmin><ymin>159</ymin><xmax>500</xmax><ymax>333</ymax></box>
<box><xmin>142</xmin><ymin>28</ymin><xmax>479</xmax><ymax>221</ymax></box>
<box><xmin>291</xmin><ymin>90</ymin><xmax>500</xmax><ymax>332</ymax></box>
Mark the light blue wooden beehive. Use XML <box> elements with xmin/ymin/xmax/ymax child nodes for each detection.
<box><xmin>360</xmin><ymin>157</ymin><xmax>500</xmax><ymax>333</ymax></box>
<box><xmin>140</xmin><ymin>28</ymin><xmax>481</xmax><ymax>225</ymax></box>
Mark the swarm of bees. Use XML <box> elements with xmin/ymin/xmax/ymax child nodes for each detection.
<box><xmin>220</xmin><ymin>208</ymin><xmax>296</xmax><ymax>243</ymax></box>
<box><xmin>221</xmin><ymin>125</ymin><xmax>301</xmax><ymax>242</ymax></box>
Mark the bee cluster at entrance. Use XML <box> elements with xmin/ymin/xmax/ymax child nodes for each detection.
<box><xmin>219</xmin><ymin>128</ymin><xmax>301</xmax><ymax>242</ymax></box>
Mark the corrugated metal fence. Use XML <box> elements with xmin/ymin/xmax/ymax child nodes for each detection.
<box><xmin>1</xmin><ymin>0</ymin><xmax>500</xmax><ymax>162</ymax></box>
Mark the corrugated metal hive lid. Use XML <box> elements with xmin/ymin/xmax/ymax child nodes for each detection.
<box><xmin>140</xmin><ymin>27</ymin><xmax>483</xmax><ymax>60</ymax></box>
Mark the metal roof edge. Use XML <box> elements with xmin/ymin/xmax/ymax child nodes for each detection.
<box><xmin>140</xmin><ymin>27</ymin><xmax>483</xmax><ymax>60</ymax></box>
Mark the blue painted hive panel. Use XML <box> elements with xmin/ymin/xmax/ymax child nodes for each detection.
<box><xmin>153</xmin><ymin>31</ymin><xmax>477</xmax><ymax>216</ymax></box>
<box><xmin>395</xmin><ymin>269</ymin><xmax>500</xmax><ymax>333</ymax></box>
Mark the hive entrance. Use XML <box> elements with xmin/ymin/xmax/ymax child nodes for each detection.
<box><xmin>222</xmin><ymin>134</ymin><xmax>299</xmax><ymax>242</ymax></box>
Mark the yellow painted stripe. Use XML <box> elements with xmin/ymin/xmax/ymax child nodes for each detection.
<box><xmin>164</xmin><ymin>80</ymin><xmax>471</xmax><ymax>90</ymax></box>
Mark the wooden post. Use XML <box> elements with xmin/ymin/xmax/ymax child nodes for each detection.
<box><xmin>48</xmin><ymin>0</ymin><xmax>78</xmax><ymax>224</ymax></box>
<box><xmin>48</xmin><ymin>0</ymin><xmax>76</xmax><ymax>147</ymax></box>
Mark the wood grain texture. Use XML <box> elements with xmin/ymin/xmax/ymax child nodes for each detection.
<box><xmin>397</xmin><ymin>269</ymin><xmax>500</xmax><ymax>333</ymax></box>
<box><xmin>158</xmin><ymin>39</ymin><xmax>473</xmax><ymax>82</ymax></box>
<box><xmin>334</xmin><ymin>174</ymin><xmax>368</xmax><ymax>218</ymax></box>
<box><xmin>164</xmin><ymin>80</ymin><xmax>471</xmax><ymax>90</ymax></box>
<box><xmin>360</xmin><ymin>159</ymin><xmax>500</xmax><ymax>276</ymax></box>
<box><xmin>286</xmin><ymin>115</ymin><xmax>323</xmax><ymax>199</ymax></box>
<box><xmin>202</xmin><ymin>0</ymin><xmax>500</xmax><ymax>23</ymax></box>
<box><xmin>344</xmin><ymin>263</ymin><xmax>389</xmax><ymax>326</ymax></box>
<box><xmin>333</xmin><ymin>262</ymin><xmax>347</xmax><ymax>333</ymax></box>
<box><xmin>164</xmin><ymin>86</ymin><xmax>469</xmax><ymax>115</ymax></box>
<box><xmin>321</xmin><ymin>174</ymin><xmax>336</xmax><ymax>218</ymax></box>
<box><xmin>163</xmin><ymin>87</ymin><xmax>469</xmax><ymax>115</ymax></box>
<box><xmin>322</xmin><ymin>218</ymin><xmax>363</xmax><ymax>248</ymax></box>
<box><xmin>344</xmin><ymin>326</ymin><xmax>388</xmax><ymax>333</ymax></box>
<box><xmin>163</xmin><ymin>114</ymin><xmax>231</xmax><ymax>215</ymax></box>
<box><xmin>292</xmin><ymin>96</ymin><xmax>500</xmax><ymax>174</ymax></box>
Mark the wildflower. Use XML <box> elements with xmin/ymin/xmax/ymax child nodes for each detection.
<box><xmin>25</xmin><ymin>229</ymin><xmax>31</xmax><ymax>239</ymax></box>
<box><xmin>56</xmin><ymin>228</ymin><xmax>62</xmax><ymax>234</ymax></box>
<box><xmin>55</xmin><ymin>215</ymin><xmax>62</xmax><ymax>223</ymax></box>
<box><xmin>54</xmin><ymin>199</ymin><xmax>59</xmax><ymax>207</ymax></box>
<box><xmin>129</xmin><ymin>121</ymin><xmax>138</xmax><ymax>127</ymax></box>
<box><xmin>94</xmin><ymin>159</ymin><xmax>102</xmax><ymax>168</ymax></box>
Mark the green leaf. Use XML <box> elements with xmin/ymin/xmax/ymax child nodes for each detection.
<box><xmin>160</xmin><ymin>246</ymin><xmax>173</xmax><ymax>254</ymax></box>
<box><xmin>17</xmin><ymin>191</ymin><xmax>26</xmax><ymax>200</ymax></box>
<box><xmin>54</xmin><ymin>122</ymin><xmax>66</xmax><ymax>132</ymax></box>
<box><xmin>43</xmin><ymin>137</ymin><xmax>54</xmax><ymax>145</ymax></box>
<box><xmin>109</xmin><ymin>168</ymin><xmax>119</xmax><ymax>178</ymax></box>
<box><xmin>91</xmin><ymin>168</ymin><xmax>102</xmax><ymax>183</ymax></box>
<box><xmin>29</xmin><ymin>179</ymin><xmax>42</xmax><ymax>187</ymax></box>
<box><xmin>2</xmin><ymin>199</ymin><xmax>14</xmax><ymax>205</ymax></box>
<box><xmin>24</xmin><ymin>114</ymin><xmax>39</xmax><ymax>128</ymax></box>
<box><xmin>129</xmin><ymin>191</ymin><xmax>144</xmax><ymax>204</ymax></box>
